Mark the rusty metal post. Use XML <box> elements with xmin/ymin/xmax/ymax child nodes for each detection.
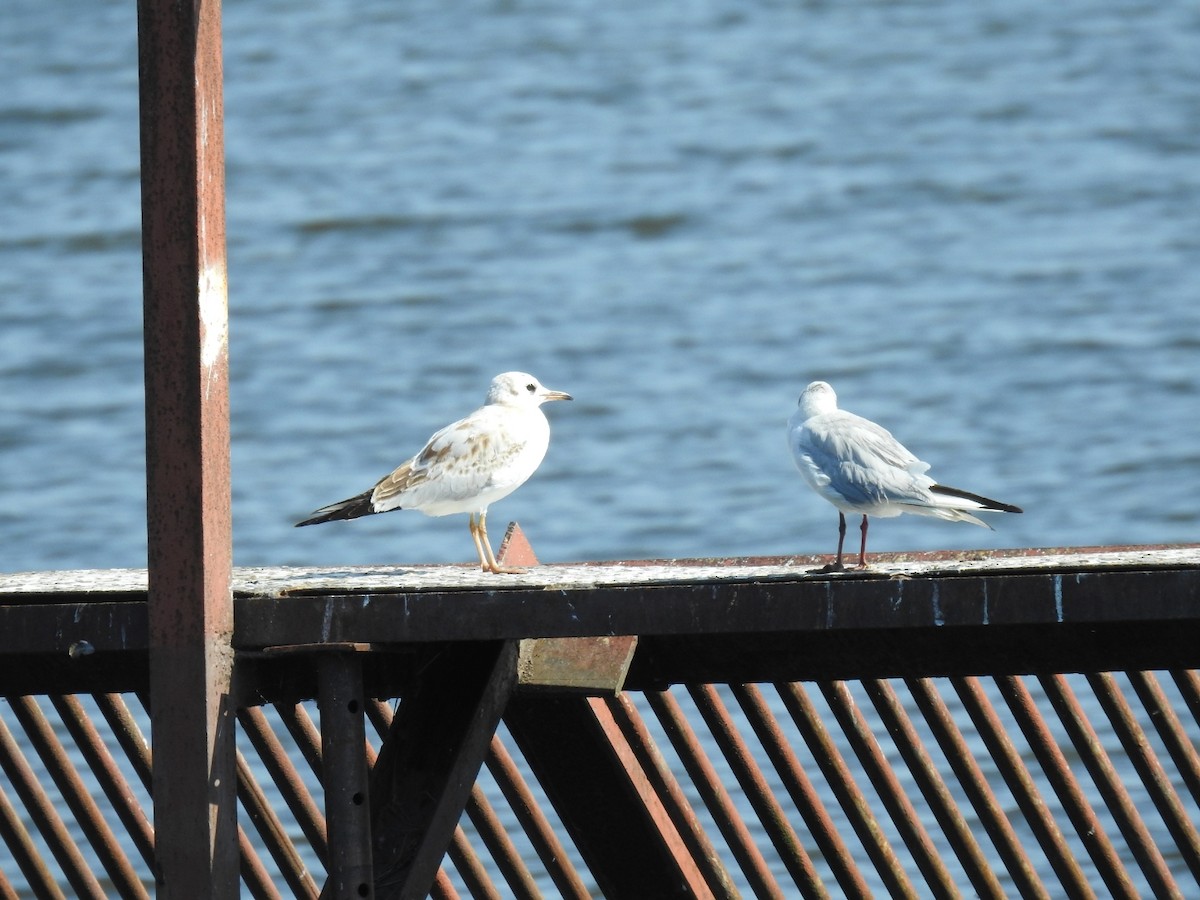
<box><xmin>137</xmin><ymin>0</ymin><xmax>235</xmax><ymax>893</ymax></box>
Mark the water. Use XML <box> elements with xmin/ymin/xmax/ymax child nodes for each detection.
<box><xmin>3</xmin><ymin>1</ymin><xmax>1199</xmax><ymax>573</ymax></box>
<box><xmin>1</xmin><ymin>2</ymin><xmax>1199</xmax><ymax>891</ymax></box>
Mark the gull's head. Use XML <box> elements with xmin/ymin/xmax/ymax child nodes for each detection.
<box><xmin>798</xmin><ymin>380</ymin><xmax>838</xmax><ymax>417</ymax></box>
<box><xmin>486</xmin><ymin>371</ymin><xmax>573</xmax><ymax>408</ymax></box>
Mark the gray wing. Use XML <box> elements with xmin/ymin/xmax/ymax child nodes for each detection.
<box><xmin>797</xmin><ymin>411</ymin><xmax>933</xmax><ymax>508</ymax></box>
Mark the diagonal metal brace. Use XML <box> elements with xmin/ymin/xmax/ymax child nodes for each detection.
<box><xmin>369</xmin><ymin>640</ymin><xmax>519</xmax><ymax>900</ymax></box>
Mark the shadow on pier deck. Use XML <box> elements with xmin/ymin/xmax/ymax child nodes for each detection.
<box><xmin>4</xmin><ymin>530</ymin><xmax>1200</xmax><ymax>898</ymax></box>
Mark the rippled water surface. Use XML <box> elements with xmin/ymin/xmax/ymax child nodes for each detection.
<box><xmin>3</xmin><ymin>0</ymin><xmax>1198</xmax><ymax>573</ymax></box>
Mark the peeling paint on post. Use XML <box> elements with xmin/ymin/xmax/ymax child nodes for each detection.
<box><xmin>137</xmin><ymin>0</ymin><xmax>237</xmax><ymax>895</ymax></box>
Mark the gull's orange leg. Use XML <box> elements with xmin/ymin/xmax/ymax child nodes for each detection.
<box><xmin>468</xmin><ymin>513</ymin><xmax>490</xmax><ymax>572</ymax></box>
<box><xmin>478</xmin><ymin>511</ymin><xmax>527</xmax><ymax>575</ymax></box>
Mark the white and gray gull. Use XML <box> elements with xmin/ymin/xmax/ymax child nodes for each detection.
<box><xmin>297</xmin><ymin>371</ymin><xmax>572</xmax><ymax>574</ymax></box>
<box><xmin>787</xmin><ymin>381</ymin><xmax>1021</xmax><ymax>571</ymax></box>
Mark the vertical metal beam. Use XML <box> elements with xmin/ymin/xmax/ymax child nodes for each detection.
<box><xmin>319</xmin><ymin>653</ymin><xmax>375</xmax><ymax>899</ymax></box>
<box><xmin>137</xmin><ymin>0</ymin><xmax>235</xmax><ymax>894</ymax></box>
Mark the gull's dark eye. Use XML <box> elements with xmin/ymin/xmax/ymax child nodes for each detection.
<box><xmin>526</xmin><ymin>383</ymin><xmax>536</xmax><ymax>393</ymax></box>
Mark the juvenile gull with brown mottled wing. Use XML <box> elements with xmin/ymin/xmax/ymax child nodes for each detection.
<box><xmin>297</xmin><ymin>372</ymin><xmax>572</xmax><ymax>573</ymax></box>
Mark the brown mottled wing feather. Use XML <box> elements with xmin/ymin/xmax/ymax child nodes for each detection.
<box><xmin>368</xmin><ymin>409</ymin><xmax>525</xmax><ymax>512</ymax></box>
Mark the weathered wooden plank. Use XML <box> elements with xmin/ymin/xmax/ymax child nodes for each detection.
<box><xmin>369</xmin><ymin>641</ymin><xmax>519</xmax><ymax>900</ymax></box>
<box><xmin>3</xmin><ymin>546</ymin><xmax>1197</xmax><ymax>600</ymax></box>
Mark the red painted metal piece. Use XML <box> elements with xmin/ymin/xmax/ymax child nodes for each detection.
<box><xmin>505</xmin><ymin>691</ymin><xmax>720</xmax><ymax>898</ymax></box>
<box><xmin>496</xmin><ymin>522</ymin><xmax>539</xmax><ymax>568</ymax></box>
<box><xmin>605</xmin><ymin>693</ymin><xmax>741</xmax><ymax>898</ymax></box>
<box><xmin>137</xmin><ymin>0</ymin><xmax>236</xmax><ymax>892</ymax></box>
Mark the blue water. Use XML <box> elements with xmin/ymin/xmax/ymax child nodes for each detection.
<box><xmin>3</xmin><ymin>2</ymin><xmax>1200</xmax><ymax>895</ymax></box>
<box><xmin>3</xmin><ymin>1</ymin><xmax>1199</xmax><ymax>573</ymax></box>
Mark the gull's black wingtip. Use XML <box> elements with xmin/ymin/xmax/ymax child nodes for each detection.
<box><xmin>930</xmin><ymin>483</ymin><xmax>1023</xmax><ymax>514</ymax></box>
<box><xmin>294</xmin><ymin>489</ymin><xmax>377</xmax><ymax>527</ymax></box>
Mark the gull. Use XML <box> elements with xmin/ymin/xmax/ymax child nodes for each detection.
<box><xmin>788</xmin><ymin>381</ymin><xmax>1022</xmax><ymax>571</ymax></box>
<box><xmin>297</xmin><ymin>371</ymin><xmax>572</xmax><ymax>574</ymax></box>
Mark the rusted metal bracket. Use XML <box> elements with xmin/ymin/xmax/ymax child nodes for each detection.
<box><xmin>501</xmin><ymin>524</ymin><xmax>639</xmax><ymax>695</ymax></box>
<box><xmin>517</xmin><ymin>635</ymin><xmax>638</xmax><ymax>694</ymax></box>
